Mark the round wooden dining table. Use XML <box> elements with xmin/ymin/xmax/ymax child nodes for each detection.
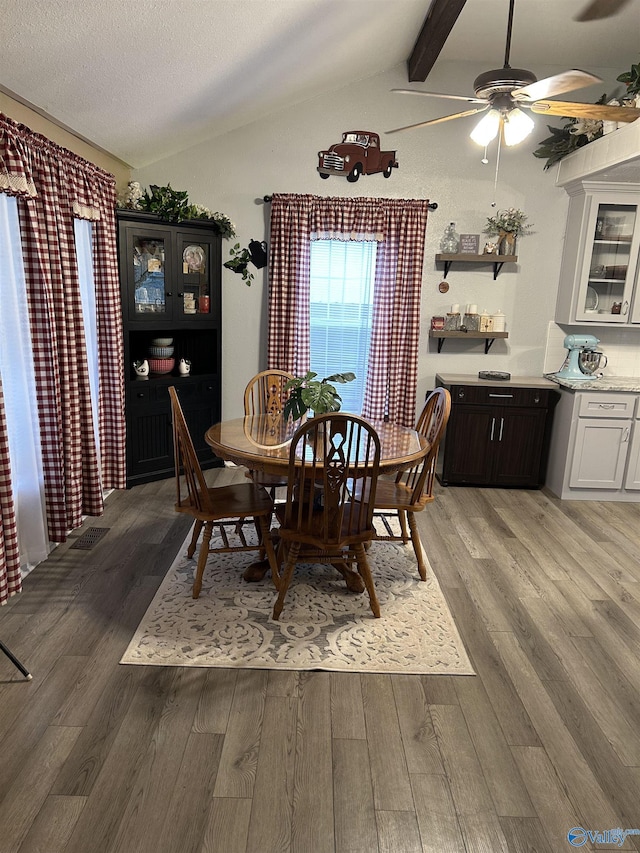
<box><xmin>205</xmin><ymin>413</ymin><xmax>429</xmax><ymax>476</ymax></box>
<box><xmin>205</xmin><ymin>414</ymin><xmax>430</xmax><ymax>589</ymax></box>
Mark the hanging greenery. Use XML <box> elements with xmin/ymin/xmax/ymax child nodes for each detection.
<box><xmin>617</xmin><ymin>61</ymin><xmax>640</xmax><ymax>97</ymax></box>
<box><xmin>532</xmin><ymin>95</ymin><xmax>607</xmax><ymax>171</ymax></box>
<box><xmin>533</xmin><ymin>57</ymin><xmax>640</xmax><ymax>171</ymax></box>
<box><xmin>223</xmin><ymin>244</ymin><xmax>255</xmax><ymax>285</ymax></box>
<box><xmin>117</xmin><ymin>181</ymin><xmax>236</xmax><ymax>238</ymax></box>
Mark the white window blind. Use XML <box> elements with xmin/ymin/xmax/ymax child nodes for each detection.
<box><xmin>309</xmin><ymin>239</ymin><xmax>376</xmax><ymax>414</ymax></box>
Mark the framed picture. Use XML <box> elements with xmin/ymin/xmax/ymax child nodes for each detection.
<box><xmin>459</xmin><ymin>234</ymin><xmax>480</xmax><ymax>254</ymax></box>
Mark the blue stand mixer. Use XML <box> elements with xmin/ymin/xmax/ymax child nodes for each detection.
<box><xmin>555</xmin><ymin>334</ymin><xmax>607</xmax><ymax>381</ymax></box>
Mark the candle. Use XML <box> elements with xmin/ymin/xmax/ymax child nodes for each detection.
<box><xmin>467</xmin><ymin>304</ymin><xmax>477</xmax><ymax>314</ymax></box>
<box><xmin>451</xmin><ymin>304</ymin><xmax>460</xmax><ymax>314</ymax></box>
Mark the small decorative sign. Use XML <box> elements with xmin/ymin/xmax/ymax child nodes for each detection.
<box><xmin>459</xmin><ymin>234</ymin><xmax>480</xmax><ymax>254</ymax></box>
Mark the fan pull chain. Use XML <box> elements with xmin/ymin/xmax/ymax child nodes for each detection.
<box><xmin>491</xmin><ymin>132</ymin><xmax>503</xmax><ymax>207</ymax></box>
<box><xmin>482</xmin><ymin>146</ymin><xmax>489</xmax><ymax>164</ymax></box>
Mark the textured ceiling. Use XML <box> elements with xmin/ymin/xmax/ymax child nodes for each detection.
<box><xmin>1</xmin><ymin>0</ymin><xmax>638</xmax><ymax>168</ymax></box>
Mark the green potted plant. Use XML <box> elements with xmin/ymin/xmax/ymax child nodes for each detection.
<box><xmin>483</xmin><ymin>207</ymin><xmax>533</xmax><ymax>255</ymax></box>
<box><xmin>283</xmin><ymin>371</ymin><xmax>356</xmax><ymax>421</ymax></box>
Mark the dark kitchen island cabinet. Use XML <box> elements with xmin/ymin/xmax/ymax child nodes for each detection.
<box><xmin>435</xmin><ymin>374</ymin><xmax>559</xmax><ymax>488</ymax></box>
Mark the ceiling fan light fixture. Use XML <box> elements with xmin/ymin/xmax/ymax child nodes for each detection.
<box><xmin>470</xmin><ymin>109</ymin><xmax>501</xmax><ymax>146</ymax></box>
<box><xmin>502</xmin><ymin>108</ymin><xmax>535</xmax><ymax>145</ymax></box>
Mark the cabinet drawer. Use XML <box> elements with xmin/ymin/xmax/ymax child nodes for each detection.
<box><xmin>128</xmin><ymin>383</ymin><xmax>154</xmax><ymax>405</ymax></box>
<box><xmin>577</xmin><ymin>393</ymin><xmax>635</xmax><ymax>419</ymax></box>
<box><xmin>450</xmin><ymin>385</ymin><xmax>552</xmax><ymax>407</ymax></box>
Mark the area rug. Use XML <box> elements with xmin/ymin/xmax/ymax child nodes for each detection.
<box><xmin>120</xmin><ymin>522</ymin><xmax>474</xmax><ymax>674</ymax></box>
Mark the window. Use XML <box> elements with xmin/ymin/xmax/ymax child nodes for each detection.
<box><xmin>268</xmin><ymin>194</ymin><xmax>429</xmax><ymax>426</ymax></box>
<box><xmin>309</xmin><ymin>239</ymin><xmax>376</xmax><ymax>413</ymax></box>
<box><xmin>0</xmin><ymin>199</ymin><xmax>102</xmax><ymax>572</ymax></box>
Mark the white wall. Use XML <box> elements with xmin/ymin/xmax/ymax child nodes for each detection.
<box><xmin>134</xmin><ymin>60</ymin><xmax>626</xmax><ymax>419</ymax></box>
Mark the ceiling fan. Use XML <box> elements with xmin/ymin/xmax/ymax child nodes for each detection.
<box><xmin>574</xmin><ymin>0</ymin><xmax>632</xmax><ymax>21</ymax></box>
<box><xmin>389</xmin><ymin>0</ymin><xmax>640</xmax><ymax>146</ymax></box>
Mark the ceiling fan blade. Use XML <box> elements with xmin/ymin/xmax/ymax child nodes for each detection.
<box><xmin>391</xmin><ymin>88</ymin><xmax>485</xmax><ymax>104</ymax></box>
<box><xmin>574</xmin><ymin>0</ymin><xmax>631</xmax><ymax>21</ymax></box>
<box><xmin>387</xmin><ymin>105</ymin><xmax>489</xmax><ymax>134</ymax></box>
<box><xmin>513</xmin><ymin>70</ymin><xmax>602</xmax><ymax>102</ymax></box>
<box><xmin>530</xmin><ymin>100</ymin><xmax>640</xmax><ymax>122</ymax></box>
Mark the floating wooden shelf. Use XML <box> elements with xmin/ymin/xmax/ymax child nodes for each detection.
<box><xmin>435</xmin><ymin>253</ymin><xmax>517</xmax><ymax>279</ymax></box>
<box><xmin>429</xmin><ymin>330</ymin><xmax>509</xmax><ymax>354</ymax></box>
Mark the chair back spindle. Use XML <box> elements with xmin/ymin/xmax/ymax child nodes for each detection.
<box><xmin>244</xmin><ymin>369</ymin><xmax>294</xmax><ymax>418</ymax></box>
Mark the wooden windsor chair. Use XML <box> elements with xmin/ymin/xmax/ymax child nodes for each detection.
<box><xmin>370</xmin><ymin>387</ymin><xmax>451</xmax><ymax>580</ymax></box>
<box><xmin>243</xmin><ymin>369</ymin><xmax>295</xmax><ymax>496</ymax></box>
<box><xmin>169</xmin><ymin>386</ymin><xmax>278</xmax><ymax>598</ymax></box>
<box><xmin>271</xmin><ymin>413</ymin><xmax>382</xmax><ymax>621</ymax></box>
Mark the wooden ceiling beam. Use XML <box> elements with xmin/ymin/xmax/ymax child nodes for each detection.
<box><xmin>407</xmin><ymin>0</ymin><xmax>468</xmax><ymax>82</ymax></box>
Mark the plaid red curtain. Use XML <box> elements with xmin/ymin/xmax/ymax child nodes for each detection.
<box><xmin>0</xmin><ymin>113</ymin><xmax>125</xmax><ymax>556</ymax></box>
<box><xmin>267</xmin><ymin>194</ymin><xmax>430</xmax><ymax>426</ymax></box>
<box><xmin>267</xmin><ymin>194</ymin><xmax>313</xmax><ymax>377</ymax></box>
<box><xmin>0</xmin><ymin>381</ymin><xmax>21</xmax><ymax>604</ymax></box>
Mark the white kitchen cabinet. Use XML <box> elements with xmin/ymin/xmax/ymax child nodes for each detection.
<box><xmin>624</xmin><ymin>414</ymin><xmax>640</xmax><ymax>490</ymax></box>
<box><xmin>546</xmin><ymin>389</ymin><xmax>640</xmax><ymax>501</ymax></box>
<box><xmin>569</xmin><ymin>418</ymin><xmax>631</xmax><ymax>489</ymax></box>
<box><xmin>555</xmin><ymin>181</ymin><xmax>640</xmax><ymax>326</ymax></box>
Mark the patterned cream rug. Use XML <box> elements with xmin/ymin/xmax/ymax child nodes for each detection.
<box><xmin>121</xmin><ymin>523</ymin><xmax>474</xmax><ymax>675</ymax></box>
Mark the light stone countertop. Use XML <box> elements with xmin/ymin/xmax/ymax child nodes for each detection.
<box><xmin>544</xmin><ymin>374</ymin><xmax>640</xmax><ymax>392</ymax></box>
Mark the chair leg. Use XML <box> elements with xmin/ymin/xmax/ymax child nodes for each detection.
<box><xmin>407</xmin><ymin>512</ymin><xmax>427</xmax><ymax>581</ymax></box>
<box><xmin>272</xmin><ymin>541</ymin><xmax>300</xmax><ymax>621</ymax></box>
<box><xmin>257</xmin><ymin>515</ymin><xmax>280</xmax><ymax>589</ymax></box>
<box><xmin>398</xmin><ymin>510</ymin><xmax>410</xmax><ymax>544</ymax></box>
<box><xmin>192</xmin><ymin>521</ymin><xmax>213</xmax><ymax>599</ymax></box>
<box><xmin>354</xmin><ymin>543</ymin><xmax>381</xmax><ymax>618</ymax></box>
<box><xmin>187</xmin><ymin>520</ymin><xmax>204</xmax><ymax>559</ymax></box>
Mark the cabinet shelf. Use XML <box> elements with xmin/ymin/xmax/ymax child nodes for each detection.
<box><xmin>429</xmin><ymin>330</ymin><xmax>508</xmax><ymax>353</ymax></box>
<box><xmin>435</xmin><ymin>253</ymin><xmax>517</xmax><ymax>279</ymax></box>
<box><xmin>594</xmin><ymin>238</ymin><xmax>632</xmax><ymax>245</ymax></box>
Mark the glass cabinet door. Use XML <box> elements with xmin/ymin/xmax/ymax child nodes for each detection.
<box><xmin>579</xmin><ymin>202</ymin><xmax>637</xmax><ymax>322</ymax></box>
<box><xmin>129</xmin><ymin>229</ymin><xmax>172</xmax><ymax>321</ymax></box>
<box><xmin>124</xmin><ymin>226</ymin><xmax>217</xmax><ymax>322</ymax></box>
<box><xmin>177</xmin><ymin>234</ymin><xmax>213</xmax><ymax>318</ymax></box>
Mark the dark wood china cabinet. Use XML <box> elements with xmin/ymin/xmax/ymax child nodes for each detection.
<box><xmin>118</xmin><ymin>211</ymin><xmax>223</xmax><ymax>486</ymax></box>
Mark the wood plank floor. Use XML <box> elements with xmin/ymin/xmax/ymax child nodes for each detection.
<box><xmin>2</xmin><ymin>467</ymin><xmax>640</xmax><ymax>852</ymax></box>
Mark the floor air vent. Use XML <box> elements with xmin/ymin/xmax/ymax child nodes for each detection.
<box><xmin>71</xmin><ymin>527</ymin><xmax>110</xmax><ymax>550</ymax></box>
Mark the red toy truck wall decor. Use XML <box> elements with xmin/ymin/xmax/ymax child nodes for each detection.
<box><xmin>317</xmin><ymin>131</ymin><xmax>398</xmax><ymax>183</ymax></box>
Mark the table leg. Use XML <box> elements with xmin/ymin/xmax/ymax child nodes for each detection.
<box><xmin>332</xmin><ymin>561</ymin><xmax>366</xmax><ymax>594</ymax></box>
<box><xmin>243</xmin><ymin>560</ymin><xmax>271</xmax><ymax>583</ymax></box>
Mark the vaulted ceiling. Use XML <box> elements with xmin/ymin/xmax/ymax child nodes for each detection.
<box><xmin>1</xmin><ymin>0</ymin><xmax>638</xmax><ymax>168</ymax></box>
